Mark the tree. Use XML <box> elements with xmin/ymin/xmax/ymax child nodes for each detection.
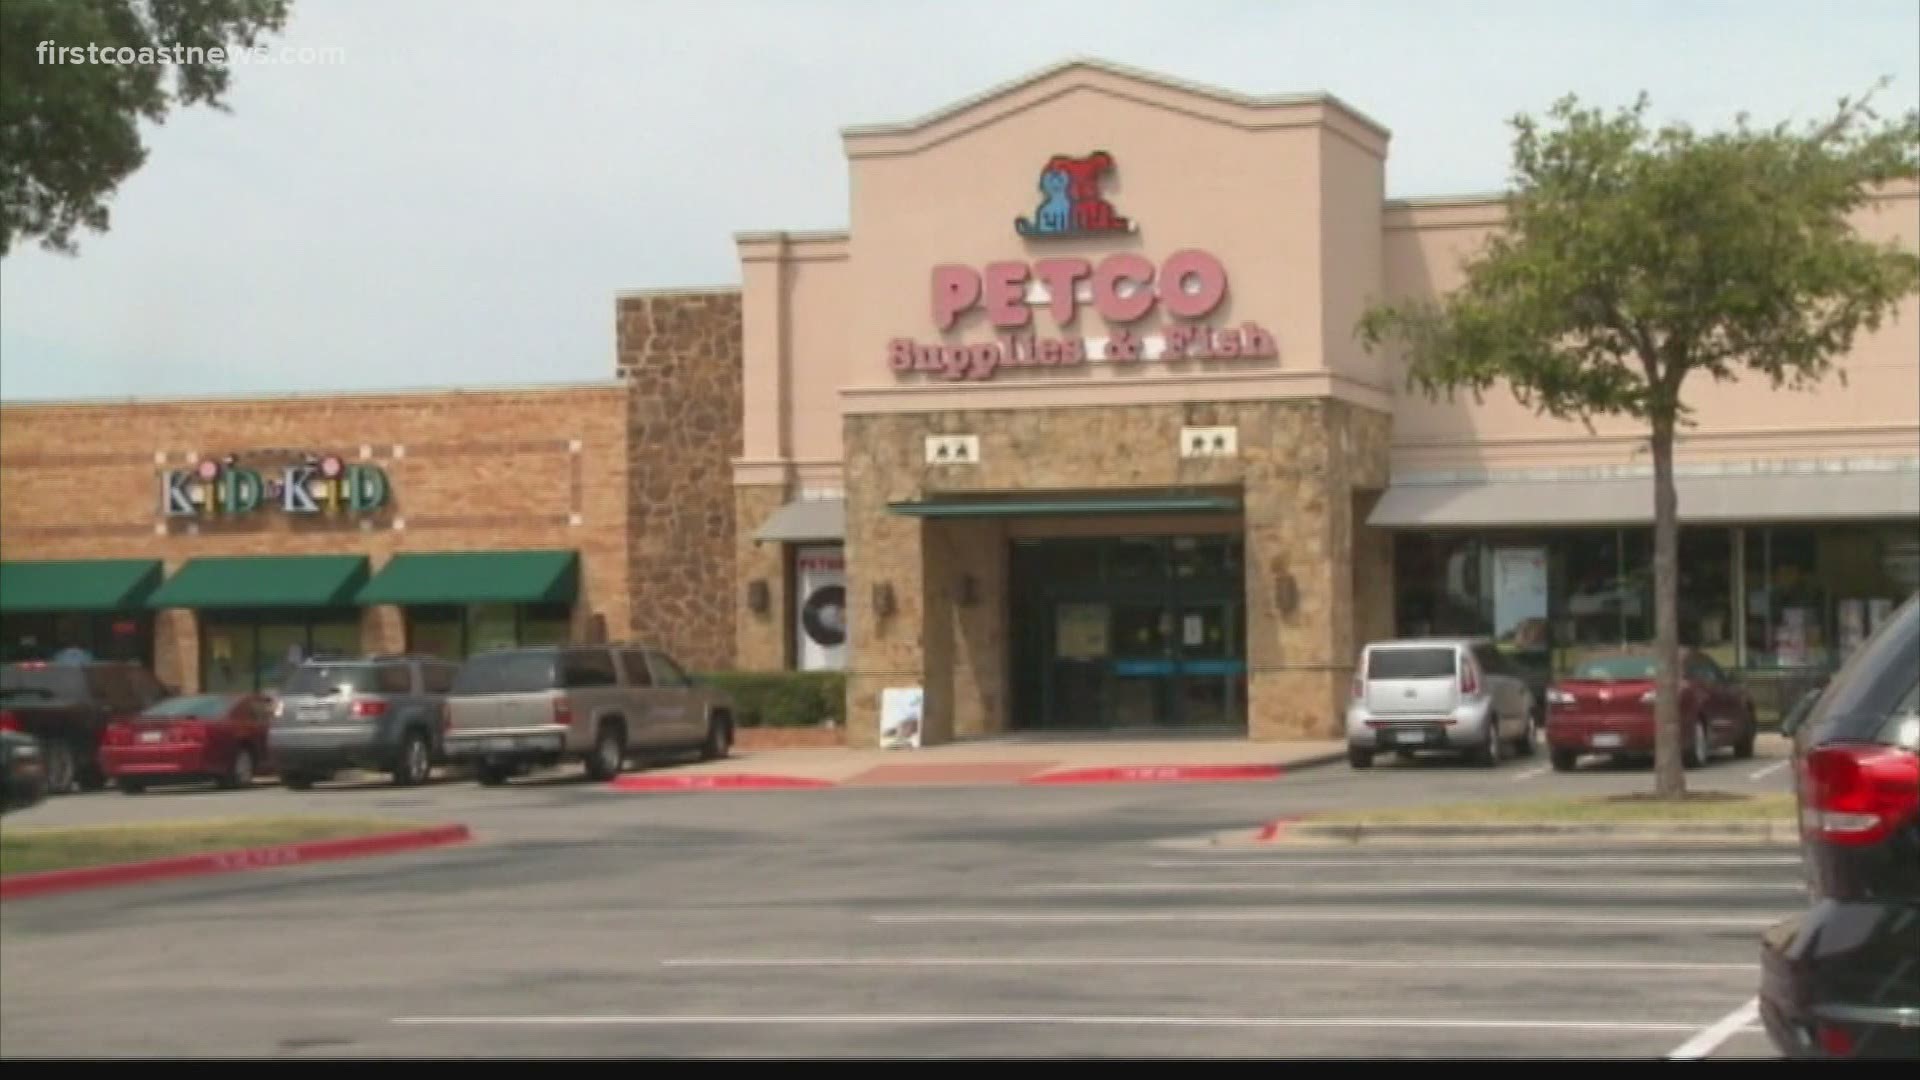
<box><xmin>0</xmin><ymin>0</ymin><xmax>291</xmax><ymax>257</ymax></box>
<box><xmin>1357</xmin><ymin>85</ymin><xmax>1920</xmax><ymax>799</ymax></box>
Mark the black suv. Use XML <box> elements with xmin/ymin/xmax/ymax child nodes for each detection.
<box><xmin>268</xmin><ymin>654</ymin><xmax>460</xmax><ymax>789</ymax></box>
<box><xmin>1758</xmin><ymin>591</ymin><xmax>1919</xmax><ymax>1059</ymax></box>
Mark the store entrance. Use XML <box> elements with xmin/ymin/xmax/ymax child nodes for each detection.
<box><xmin>1009</xmin><ymin>535</ymin><xmax>1247</xmax><ymax>732</ymax></box>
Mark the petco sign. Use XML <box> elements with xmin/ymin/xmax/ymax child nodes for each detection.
<box><xmin>889</xmin><ymin>249</ymin><xmax>1276</xmax><ymax>381</ymax></box>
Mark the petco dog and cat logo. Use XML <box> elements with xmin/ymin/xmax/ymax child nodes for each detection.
<box><xmin>1014</xmin><ymin>151</ymin><xmax>1135</xmax><ymax>238</ymax></box>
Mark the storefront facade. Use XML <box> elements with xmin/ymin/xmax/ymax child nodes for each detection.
<box><xmin>0</xmin><ymin>385</ymin><xmax>637</xmax><ymax>693</ymax></box>
<box><xmin>728</xmin><ymin>59</ymin><xmax>1920</xmax><ymax>745</ymax></box>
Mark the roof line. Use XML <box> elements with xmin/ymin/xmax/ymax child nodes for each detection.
<box><xmin>839</xmin><ymin>56</ymin><xmax>1392</xmax><ymax>142</ymax></box>
<box><xmin>0</xmin><ymin>379</ymin><xmax>626</xmax><ymax>409</ymax></box>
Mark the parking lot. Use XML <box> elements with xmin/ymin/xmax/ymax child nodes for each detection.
<box><xmin>0</xmin><ymin>745</ymin><xmax>1797</xmax><ymax>1059</ymax></box>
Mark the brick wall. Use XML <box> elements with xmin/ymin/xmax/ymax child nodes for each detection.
<box><xmin>0</xmin><ymin>384</ymin><xmax>633</xmax><ymax>681</ymax></box>
<box><xmin>616</xmin><ymin>288</ymin><xmax>744</xmax><ymax>672</ymax></box>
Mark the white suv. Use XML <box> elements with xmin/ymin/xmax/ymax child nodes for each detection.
<box><xmin>1346</xmin><ymin>637</ymin><xmax>1539</xmax><ymax>768</ymax></box>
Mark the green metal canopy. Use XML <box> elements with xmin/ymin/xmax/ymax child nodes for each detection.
<box><xmin>887</xmin><ymin>494</ymin><xmax>1242</xmax><ymax>517</ymax></box>
<box><xmin>146</xmin><ymin>555</ymin><xmax>370</xmax><ymax>610</ymax></box>
<box><xmin>354</xmin><ymin>550</ymin><xmax>579</xmax><ymax>606</ymax></box>
<box><xmin>0</xmin><ymin>559</ymin><xmax>164</xmax><ymax>613</ymax></box>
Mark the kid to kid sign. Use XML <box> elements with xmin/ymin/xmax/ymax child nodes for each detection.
<box><xmin>889</xmin><ymin>249</ymin><xmax>1277</xmax><ymax>381</ymax></box>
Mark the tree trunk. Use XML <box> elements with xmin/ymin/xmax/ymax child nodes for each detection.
<box><xmin>1650</xmin><ymin>417</ymin><xmax>1687</xmax><ymax>800</ymax></box>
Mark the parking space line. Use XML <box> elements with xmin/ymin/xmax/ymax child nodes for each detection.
<box><xmin>872</xmin><ymin>909</ymin><xmax>1783</xmax><ymax>928</ymax></box>
<box><xmin>1513</xmin><ymin>765</ymin><xmax>1551</xmax><ymax>781</ymax></box>
<box><xmin>1145</xmin><ymin>856</ymin><xmax>1803</xmax><ymax>869</ymax></box>
<box><xmin>1018</xmin><ymin>880</ymin><xmax>1803</xmax><ymax>893</ymax></box>
<box><xmin>1665</xmin><ymin>997</ymin><xmax>1761</xmax><ymax>1059</ymax></box>
<box><xmin>1748</xmin><ymin>761</ymin><xmax>1791</xmax><ymax>781</ymax></box>
<box><xmin>661</xmin><ymin>956</ymin><xmax>1755</xmax><ymax>973</ymax></box>
<box><xmin>392</xmin><ymin>1013</ymin><xmax>1765</xmax><ymax>1034</ymax></box>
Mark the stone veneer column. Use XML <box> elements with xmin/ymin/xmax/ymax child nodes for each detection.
<box><xmin>842</xmin><ymin>471</ymin><xmax>933</xmax><ymax>749</ymax></box>
<box><xmin>360</xmin><ymin>604</ymin><xmax>407</xmax><ymax>656</ymax></box>
<box><xmin>733</xmin><ymin>484</ymin><xmax>791</xmax><ymax>671</ymax></box>
<box><xmin>1351</xmin><ymin>490</ymin><xmax>1396</xmax><ymax>651</ymax></box>
<box><xmin>929</xmin><ymin>516</ymin><xmax>1009</xmax><ymax>739</ymax></box>
<box><xmin>618</xmin><ymin>289</ymin><xmax>744</xmax><ymax>673</ymax></box>
<box><xmin>155</xmin><ymin>609</ymin><xmax>199</xmax><ymax>693</ymax></box>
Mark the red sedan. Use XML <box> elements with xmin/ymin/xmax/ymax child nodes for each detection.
<box><xmin>98</xmin><ymin>693</ymin><xmax>274</xmax><ymax>794</ymax></box>
<box><xmin>1545</xmin><ymin>649</ymin><xmax>1759</xmax><ymax>772</ymax></box>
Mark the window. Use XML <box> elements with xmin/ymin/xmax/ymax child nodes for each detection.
<box><xmin>451</xmin><ymin>651</ymin><xmax>557</xmax><ymax>695</ymax></box>
<box><xmin>562</xmin><ymin>648</ymin><xmax>617</xmax><ymax>688</ymax></box>
<box><xmin>647</xmin><ymin>651</ymin><xmax>690</xmax><ymax>688</ymax></box>
<box><xmin>619</xmin><ymin>650</ymin><xmax>654</xmax><ymax>687</ymax></box>
<box><xmin>375</xmin><ymin>665</ymin><xmax>412</xmax><ymax>694</ymax></box>
<box><xmin>422</xmin><ymin>664</ymin><xmax>456</xmax><ymax>694</ymax></box>
<box><xmin>1367</xmin><ymin>647</ymin><xmax>1457</xmax><ymax>680</ymax></box>
<box><xmin>405</xmin><ymin>603</ymin><xmax>574</xmax><ymax>660</ymax></box>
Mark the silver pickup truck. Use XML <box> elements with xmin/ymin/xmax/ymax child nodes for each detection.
<box><xmin>440</xmin><ymin>643</ymin><xmax>735</xmax><ymax>785</ymax></box>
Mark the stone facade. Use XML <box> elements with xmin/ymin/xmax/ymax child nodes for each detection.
<box><xmin>732</xmin><ymin>483</ymin><xmax>791</xmax><ymax>670</ymax></box>
<box><xmin>616</xmin><ymin>288</ymin><xmax>744</xmax><ymax>672</ymax></box>
<box><xmin>842</xmin><ymin>397</ymin><xmax>1392</xmax><ymax>746</ymax></box>
<box><xmin>0</xmin><ymin>385</ymin><xmax>632</xmax><ymax>691</ymax></box>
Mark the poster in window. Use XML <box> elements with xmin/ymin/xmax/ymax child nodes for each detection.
<box><xmin>794</xmin><ymin>544</ymin><xmax>847</xmax><ymax>671</ymax></box>
<box><xmin>1840</xmin><ymin>599</ymin><xmax>1867</xmax><ymax>658</ymax></box>
<box><xmin>879</xmin><ymin>686</ymin><xmax>922</xmax><ymax>749</ymax></box>
<box><xmin>1056</xmin><ymin>603</ymin><xmax>1109</xmax><ymax>659</ymax></box>
<box><xmin>1492</xmin><ymin>547</ymin><xmax>1550</xmax><ymax>649</ymax></box>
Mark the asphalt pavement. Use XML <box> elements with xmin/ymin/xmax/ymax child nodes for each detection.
<box><xmin>0</xmin><ymin>745</ymin><xmax>1798</xmax><ymax>1059</ymax></box>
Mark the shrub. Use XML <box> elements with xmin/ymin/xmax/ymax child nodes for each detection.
<box><xmin>695</xmin><ymin>671</ymin><xmax>845</xmax><ymax>728</ymax></box>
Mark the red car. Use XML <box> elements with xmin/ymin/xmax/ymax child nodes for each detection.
<box><xmin>1545</xmin><ymin>649</ymin><xmax>1758</xmax><ymax>772</ymax></box>
<box><xmin>98</xmin><ymin>693</ymin><xmax>274</xmax><ymax>794</ymax></box>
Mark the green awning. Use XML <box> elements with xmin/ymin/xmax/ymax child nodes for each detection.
<box><xmin>355</xmin><ymin>550</ymin><xmax>578</xmax><ymax>606</ymax></box>
<box><xmin>147</xmin><ymin>555</ymin><xmax>370</xmax><ymax>610</ymax></box>
<box><xmin>887</xmin><ymin>494</ymin><xmax>1242</xmax><ymax>517</ymax></box>
<box><xmin>0</xmin><ymin>559</ymin><xmax>164</xmax><ymax>613</ymax></box>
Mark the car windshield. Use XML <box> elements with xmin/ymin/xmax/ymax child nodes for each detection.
<box><xmin>1571</xmin><ymin>656</ymin><xmax>1657</xmax><ymax>681</ymax></box>
<box><xmin>1367</xmin><ymin>647</ymin><xmax>1456</xmax><ymax>679</ymax></box>
<box><xmin>282</xmin><ymin>664</ymin><xmax>379</xmax><ymax>697</ymax></box>
<box><xmin>451</xmin><ymin>652</ymin><xmax>558</xmax><ymax>695</ymax></box>
<box><xmin>143</xmin><ymin>695</ymin><xmax>234</xmax><ymax>718</ymax></box>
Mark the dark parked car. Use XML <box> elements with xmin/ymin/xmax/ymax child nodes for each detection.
<box><xmin>268</xmin><ymin>655</ymin><xmax>460</xmax><ymax>789</ymax></box>
<box><xmin>2</xmin><ymin>729</ymin><xmax>48</xmax><ymax>814</ymax></box>
<box><xmin>0</xmin><ymin>659</ymin><xmax>170</xmax><ymax>794</ymax></box>
<box><xmin>98</xmin><ymin>692</ymin><xmax>274</xmax><ymax>793</ymax></box>
<box><xmin>1758</xmin><ymin>591</ymin><xmax>1919</xmax><ymax>1060</ymax></box>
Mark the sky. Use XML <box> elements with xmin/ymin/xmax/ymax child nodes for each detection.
<box><xmin>1</xmin><ymin>0</ymin><xmax>1915</xmax><ymax>403</ymax></box>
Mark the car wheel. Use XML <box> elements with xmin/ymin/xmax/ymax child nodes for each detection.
<box><xmin>393</xmin><ymin>731</ymin><xmax>432</xmax><ymax>787</ymax></box>
<box><xmin>44</xmin><ymin>742</ymin><xmax>76</xmax><ymax>795</ymax></box>
<box><xmin>1477</xmin><ymin>719</ymin><xmax>1504</xmax><ymax>767</ymax></box>
<box><xmin>1514</xmin><ymin>705</ymin><xmax>1541</xmax><ymax>757</ymax></box>
<box><xmin>700</xmin><ymin>712</ymin><xmax>733</xmax><ymax>761</ymax></box>
<box><xmin>1683</xmin><ymin>719</ymin><xmax>1710</xmax><ymax>769</ymax></box>
<box><xmin>116</xmin><ymin>778</ymin><xmax>146</xmax><ymax>795</ymax></box>
<box><xmin>584</xmin><ymin>722</ymin><xmax>627</xmax><ymax>781</ymax></box>
<box><xmin>1348</xmin><ymin>745</ymin><xmax>1374</xmax><ymax>769</ymax></box>
<box><xmin>1550</xmin><ymin>748</ymin><xmax>1578</xmax><ymax>772</ymax></box>
<box><xmin>220</xmin><ymin>747</ymin><xmax>256</xmax><ymax>790</ymax></box>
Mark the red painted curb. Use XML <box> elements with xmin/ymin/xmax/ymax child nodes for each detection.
<box><xmin>1255</xmin><ymin>814</ymin><xmax>1308</xmax><ymax>842</ymax></box>
<box><xmin>1023</xmin><ymin>763</ymin><xmax>1285</xmax><ymax>785</ymax></box>
<box><xmin>609</xmin><ymin>773</ymin><xmax>838</xmax><ymax>792</ymax></box>
<box><xmin>0</xmin><ymin>824</ymin><xmax>472</xmax><ymax>902</ymax></box>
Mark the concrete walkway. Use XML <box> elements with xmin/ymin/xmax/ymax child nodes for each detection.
<box><xmin>627</xmin><ymin>733</ymin><xmax>1347</xmax><ymax>789</ymax></box>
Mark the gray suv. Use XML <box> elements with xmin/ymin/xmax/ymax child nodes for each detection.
<box><xmin>269</xmin><ymin>655</ymin><xmax>460</xmax><ymax>789</ymax></box>
<box><xmin>441</xmin><ymin>643</ymin><xmax>735</xmax><ymax>785</ymax></box>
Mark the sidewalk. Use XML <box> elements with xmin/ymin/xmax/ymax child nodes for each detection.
<box><xmin>620</xmin><ymin>732</ymin><xmax>1347</xmax><ymax>790</ymax></box>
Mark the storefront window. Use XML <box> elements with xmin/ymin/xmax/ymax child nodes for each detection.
<box><xmin>201</xmin><ymin>609</ymin><xmax>360</xmax><ymax>692</ymax></box>
<box><xmin>402</xmin><ymin>603</ymin><xmax>577</xmax><ymax>659</ymax></box>
<box><xmin>1745</xmin><ymin>524</ymin><xmax>1920</xmax><ymax>671</ymax></box>
<box><xmin>0</xmin><ymin>613</ymin><xmax>154</xmax><ymax>667</ymax></box>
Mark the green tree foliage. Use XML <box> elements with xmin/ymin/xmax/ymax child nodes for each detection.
<box><xmin>0</xmin><ymin>0</ymin><xmax>291</xmax><ymax>256</ymax></box>
<box><xmin>1358</xmin><ymin>85</ymin><xmax>1919</xmax><ymax>798</ymax></box>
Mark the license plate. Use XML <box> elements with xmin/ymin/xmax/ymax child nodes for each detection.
<box><xmin>297</xmin><ymin>705</ymin><xmax>332</xmax><ymax>723</ymax></box>
<box><xmin>1394</xmin><ymin>730</ymin><xmax>1429</xmax><ymax>744</ymax></box>
<box><xmin>139</xmin><ymin>730</ymin><xmax>163</xmax><ymax>744</ymax></box>
<box><xmin>1591</xmin><ymin>733</ymin><xmax>1624</xmax><ymax>748</ymax></box>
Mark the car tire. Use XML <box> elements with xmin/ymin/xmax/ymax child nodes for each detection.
<box><xmin>43</xmin><ymin>741</ymin><xmax>75</xmax><ymax>795</ymax></box>
<box><xmin>1348</xmin><ymin>745</ymin><xmax>1374</xmax><ymax>769</ymax></box>
<box><xmin>1477</xmin><ymin>719</ymin><xmax>1504</xmax><ymax>767</ymax></box>
<box><xmin>1734</xmin><ymin>731</ymin><xmax>1756</xmax><ymax>760</ymax></box>
<box><xmin>474</xmin><ymin>761</ymin><xmax>512</xmax><ymax>786</ymax></box>
<box><xmin>584</xmin><ymin>722</ymin><xmax>627</xmax><ymax>781</ymax></box>
<box><xmin>219</xmin><ymin>747</ymin><xmax>256</xmax><ymax>790</ymax></box>
<box><xmin>1514</xmin><ymin>705</ymin><xmax>1541</xmax><ymax>757</ymax></box>
<box><xmin>116</xmin><ymin>778</ymin><xmax>146</xmax><ymax>795</ymax></box>
<box><xmin>1684</xmin><ymin>719</ymin><xmax>1710</xmax><ymax>769</ymax></box>
<box><xmin>700</xmin><ymin>712</ymin><xmax>732</xmax><ymax>761</ymax></box>
<box><xmin>1550</xmin><ymin>748</ymin><xmax>1578</xmax><ymax>772</ymax></box>
<box><xmin>392</xmin><ymin>731</ymin><xmax>432</xmax><ymax>787</ymax></box>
